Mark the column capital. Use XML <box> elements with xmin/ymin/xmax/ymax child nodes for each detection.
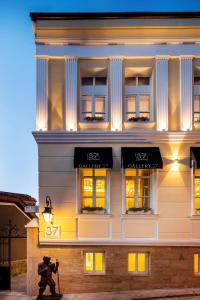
<box><xmin>109</xmin><ymin>56</ymin><xmax>123</xmax><ymax>61</ymax></box>
<box><xmin>179</xmin><ymin>55</ymin><xmax>194</xmax><ymax>60</ymax></box>
<box><xmin>65</xmin><ymin>56</ymin><xmax>78</xmax><ymax>61</ymax></box>
<box><xmin>35</xmin><ymin>55</ymin><xmax>49</xmax><ymax>60</ymax></box>
<box><xmin>155</xmin><ymin>55</ymin><xmax>170</xmax><ymax>60</ymax></box>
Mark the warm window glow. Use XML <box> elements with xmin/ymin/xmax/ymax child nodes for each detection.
<box><xmin>81</xmin><ymin>76</ymin><xmax>107</xmax><ymax>121</ymax></box>
<box><xmin>125</xmin><ymin>169</ymin><xmax>151</xmax><ymax>211</ymax></box>
<box><xmin>128</xmin><ymin>253</ymin><xmax>148</xmax><ymax>275</ymax></box>
<box><xmin>125</xmin><ymin>95</ymin><xmax>150</xmax><ymax>121</ymax></box>
<box><xmin>86</xmin><ymin>253</ymin><xmax>93</xmax><ymax>271</ymax></box>
<box><xmin>85</xmin><ymin>252</ymin><xmax>104</xmax><ymax>273</ymax></box>
<box><xmin>80</xmin><ymin>169</ymin><xmax>107</xmax><ymax>210</ymax></box>
<box><xmin>193</xmin><ymin>95</ymin><xmax>200</xmax><ymax>122</ymax></box>
<box><xmin>194</xmin><ymin>254</ymin><xmax>199</xmax><ymax>274</ymax></box>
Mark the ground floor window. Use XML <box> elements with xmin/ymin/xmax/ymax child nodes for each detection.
<box><xmin>125</xmin><ymin>169</ymin><xmax>151</xmax><ymax>213</ymax></box>
<box><xmin>128</xmin><ymin>252</ymin><xmax>149</xmax><ymax>275</ymax></box>
<box><xmin>84</xmin><ymin>252</ymin><xmax>105</xmax><ymax>274</ymax></box>
<box><xmin>194</xmin><ymin>253</ymin><xmax>200</xmax><ymax>274</ymax></box>
<box><xmin>194</xmin><ymin>169</ymin><xmax>200</xmax><ymax>215</ymax></box>
<box><xmin>80</xmin><ymin>168</ymin><xmax>108</xmax><ymax>212</ymax></box>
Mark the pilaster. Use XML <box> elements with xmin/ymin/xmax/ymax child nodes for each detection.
<box><xmin>65</xmin><ymin>57</ymin><xmax>78</xmax><ymax>131</ymax></box>
<box><xmin>155</xmin><ymin>56</ymin><xmax>169</xmax><ymax>131</ymax></box>
<box><xmin>110</xmin><ymin>58</ymin><xmax>123</xmax><ymax>131</ymax></box>
<box><xmin>180</xmin><ymin>56</ymin><xmax>193</xmax><ymax>131</ymax></box>
<box><xmin>36</xmin><ymin>56</ymin><xmax>48</xmax><ymax>131</ymax></box>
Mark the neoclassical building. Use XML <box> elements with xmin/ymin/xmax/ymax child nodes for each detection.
<box><xmin>27</xmin><ymin>12</ymin><xmax>200</xmax><ymax>294</ymax></box>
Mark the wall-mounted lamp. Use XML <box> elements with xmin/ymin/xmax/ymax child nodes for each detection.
<box><xmin>42</xmin><ymin>196</ymin><xmax>53</xmax><ymax>224</ymax></box>
<box><xmin>172</xmin><ymin>158</ymin><xmax>179</xmax><ymax>172</ymax></box>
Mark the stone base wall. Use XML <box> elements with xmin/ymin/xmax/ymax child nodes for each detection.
<box><xmin>27</xmin><ymin>227</ymin><xmax>200</xmax><ymax>296</ymax></box>
<box><xmin>11</xmin><ymin>259</ymin><xmax>27</xmax><ymax>276</ymax></box>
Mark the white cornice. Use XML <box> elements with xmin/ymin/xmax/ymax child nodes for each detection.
<box><xmin>39</xmin><ymin>239</ymin><xmax>200</xmax><ymax>246</ymax></box>
<box><xmin>33</xmin><ymin>131</ymin><xmax>200</xmax><ymax>144</ymax></box>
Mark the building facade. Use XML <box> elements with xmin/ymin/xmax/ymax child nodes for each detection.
<box><xmin>28</xmin><ymin>12</ymin><xmax>200</xmax><ymax>295</ymax></box>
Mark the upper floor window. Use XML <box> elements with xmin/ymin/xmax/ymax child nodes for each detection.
<box><xmin>80</xmin><ymin>168</ymin><xmax>108</xmax><ymax>213</ymax></box>
<box><xmin>125</xmin><ymin>95</ymin><xmax>150</xmax><ymax>122</ymax></box>
<box><xmin>194</xmin><ymin>95</ymin><xmax>200</xmax><ymax>123</ymax></box>
<box><xmin>124</xmin><ymin>74</ymin><xmax>152</xmax><ymax>122</ymax></box>
<box><xmin>125</xmin><ymin>76</ymin><xmax>150</xmax><ymax>86</ymax></box>
<box><xmin>80</xmin><ymin>76</ymin><xmax>108</xmax><ymax>122</ymax></box>
<box><xmin>125</xmin><ymin>169</ymin><xmax>152</xmax><ymax>214</ymax></box>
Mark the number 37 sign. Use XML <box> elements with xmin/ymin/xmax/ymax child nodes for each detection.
<box><xmin>44</xmin><ymin>226</ymin><xmax>60</xmax><ymax>239</ymax></box>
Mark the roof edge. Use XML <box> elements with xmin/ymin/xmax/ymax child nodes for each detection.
<box><xmin>30</xmin><ymin>11</ymin><xmax>200</xmax><ymax>21</ymax></box>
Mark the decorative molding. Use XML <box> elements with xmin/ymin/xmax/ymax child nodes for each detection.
<box><xmin>39</xmin><ymin>239</ymin><xmax>200</xmax><ymax>246</ymax></box>
<box><xmin>124</xmin><ymin>121</ymin><xmax>155</xmax><ymax>130</ymax></box>
<box><xmin>79</xmin><ymin>122</ymin><xmax>109</xmax><ymax>130</ymax></box>
<box><xmin>36</xmin><ymin>44</ymin><xmax>200</xmax><ymax>58</ymax></box>
<box><xmin>110</xmin><ymin>58</ymin><xmax>123</xmax><ymax>131</ymax></box>
<box><xmin>33</xmin><ymin>130</ymin><xmax>200</xmax><ymax>143</ymax></box>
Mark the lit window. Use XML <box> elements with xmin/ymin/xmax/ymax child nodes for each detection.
<box><xmin>128</xmin><ymin>252</ymin><xmax>149</xmax><ymax>275</ymax></box>
<box><xmin>194</xmin><ymin>169</ymin><xmax>200</xmax><ymax>214</ymax></box>
<box><xmin>84</xmin><ymin>252</ymin><xmax>105</xmax><ymax>274</ymax></box>
<box><xmin>81</xmin><ymin>76</ymin><xmax>107</xmax><ymax>121</ymax></box>
<box><xmin>194</xmin><ymin>95</ymin><xmax>200</xmax><ymax>122</ymax></box>
<box><xmin>80</xmin><ymin>169</ymin><xmax>107</xmax><ymax>212</ymax></box>
<box><xmin>125</xmin><ymin>169</ymin><xmax>151</xmax><ymax>212</ymax></box>
<box><xmin>125</xmin><ymin>95</ymin><xmax>150</xmax><ymax>121</ymax></box>
<box><xmin>194</xmin><ymin>253</ymin><xmax>200</xmax><ymax>274</ymax></box>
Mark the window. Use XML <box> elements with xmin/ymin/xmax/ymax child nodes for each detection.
<box><xmin>84</xmin><ymin>252</ymin><xmax>105</xmax><ymax>274</ymax></box>
<box><xmin>125</xmin><ymin>76</ymin><xmax>150</xmax><ymax>86</ymax></box>
<box><xmin>81</xmin><ymin>76</ymin><xmax>107</xmax><ymax>121</ymax></box>
<box><xmin>125</xmin><ymin>95</ymin><xmax>150</xmax><ymax>121</ymax></box>
<box><xmin>194</xmin><ymin>76</ymin><xmax>200</xmax><ymax>85</ymax></box>
<box><xmin>125</xmin><ymin>169</ymin><xmax>151</xmax><ymax>212</ymax></box>
<box><xmin>128</xmin><ymin>252</ymin><xmax>149</xmax><ymax>275</ymax></box>
<box><xmin>194</xmin><ymin>169</ymin><xmax>200</xmax><ymax>214</ymax></box>
<box><xmin>194</xmin><ymin>253</ymin><xmax>200</xmax><ymax>274</ymax></box>
<box><xmin>80</xmin><ymin>169</ymin><xmax>108</xmax><ymax>211</ymax></box>
<box><xmin>124</xmin><ymin>75</ymin><xmax>151</xmax><ymax>122</ymax></box>
<box><xmin>194</xmin><ymin>95</ymin><xmax>200</xmax><ymax>122</ymax></box>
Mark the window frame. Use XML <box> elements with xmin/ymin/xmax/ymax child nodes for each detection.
<box><xmin>83</xmin><ymin>251</ymin><xmax>106</xmax><ymax>275</ymax></box>
<box><xmin>123</xmin><ymin>169</ymin><xmax>153</xmax><ymax>213</ymax></box>
<box><xmin>125</xmin><ymin>94</ymin><xmax>151</xmax><ymax>121</ymax></box>
<box><xmin>78</xmin><ymin>168</ymin><xmax>110</xmax><ymax>213</ymax></box>
<box><xmin>80</xmin><ymin>76</ymin><xmax>108</xmax><ymax>122</ymax></box>
<box><xmin>128</xmin><ymin>252</ymin><xmax>150</xmax><ymax>276</ymax></box>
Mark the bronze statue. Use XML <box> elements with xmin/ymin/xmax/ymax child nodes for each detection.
<box><xmin>37</xmin><ymin>256</ymin><xmax>61</xmax><ymax>299</ymax></box>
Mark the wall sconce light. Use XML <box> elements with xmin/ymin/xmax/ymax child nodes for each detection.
<box><xmin>42</xmin><ymin>195</ymin><xmax>53</xmax><ymax>224</ymax></box>
<box><xmin>172</xmin><ymin>158</ymin><xmax>179</xmax><ymax>172</ymax></box>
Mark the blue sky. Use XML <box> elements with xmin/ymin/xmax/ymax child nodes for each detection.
<box><xmin>0</xmin><ymin>0</ymin><xmax>200</xmax><ymax>200</ymax></box>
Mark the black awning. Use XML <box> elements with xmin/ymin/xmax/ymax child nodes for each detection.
<box><xmin>121</xmin><ymin>147</ymin><xmax>163</xmax><ymax>169</ymax></box>
<box><xmin>74</xmin><ymin>147</ymin><xmax>113</xmax><ymax>168</ymax></box>
<box><xmin>190</xmin><ymin>147</ymin><xmax>200</xmax><ymax>168</ymax></box>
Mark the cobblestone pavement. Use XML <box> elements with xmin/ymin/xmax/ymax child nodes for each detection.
<box><xmin>1</xmin><ymin>274</ymin><xmax>200</xmax><ymax>300</ymax></box>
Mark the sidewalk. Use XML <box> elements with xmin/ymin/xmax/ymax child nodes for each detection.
<box><xmin>2</xmin><ymin>288</ymin><xmax>200</xmax><ymax>300</ymax></box>
<box><xmin>1</xmin><ymin>275</ymin><xmax>200</xmax><ymax>300</ymax></box>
